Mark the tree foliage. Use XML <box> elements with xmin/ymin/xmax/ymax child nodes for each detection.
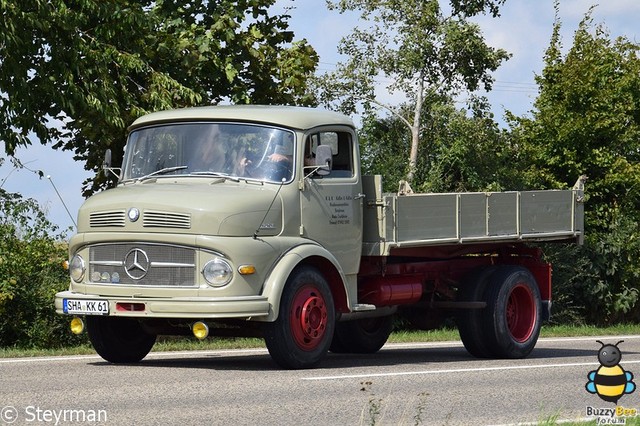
<box><xmin>0</xmin><ymin>0</ymin><xmax>318</xmax><ymax>195</ymax></box>
<box><xmin>316</xmin><ymin>0</ymin><xmax>510</xmax><ymax>182</ymax></box>
<box><xmin>511</xmin><ymin>5</ymin><xmax>640</xmax><ymax>324</ymax></box>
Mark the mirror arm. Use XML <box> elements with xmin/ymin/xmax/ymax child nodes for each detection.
<box><xmin>105</xmin><ymin>168</ymin><xmax>122</xmax><ymax>179</ymax></box>
<box><xmin>302</xmin><ymin>165</ymin><xmax>328</xmax><ymax>180</ymax></box>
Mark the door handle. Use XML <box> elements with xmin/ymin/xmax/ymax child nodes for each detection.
<box><xmin>354</xmin><ymin>193</ymin><xmax>366</xmax><ymax>200</ymax></box>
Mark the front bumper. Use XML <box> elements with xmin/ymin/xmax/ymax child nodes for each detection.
<box><xmin>55</xmin><ymin>290</ymin><xmax>271</xmax><ymax>320</ymax></box>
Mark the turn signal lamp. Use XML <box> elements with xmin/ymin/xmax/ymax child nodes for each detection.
<box><xmin>192</xmin><ymin>321</ymin><xmax>209</xmax><ymax>340</ymax></box>
<box><xmin>238</xmin><ymin>264</ymin><xmax>256</xmax><ymax>275</ymax></box>
<box><xmin>70</xmin><ymin>317</ymin><xmax>85</xmax><ymax>335</ymax></box>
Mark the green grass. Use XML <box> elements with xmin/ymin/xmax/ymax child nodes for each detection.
<box><xmin>539</xmin><ymin>323</ymin><xmax>640</xmax><ymax>337</ymax></box>
<box><xmin>388</xmin><ymin>323</ymin><xmax>640</xmax><ymax>344</ymax></box>
<box><xmin>1</xmin><ymin>323</ymin><xmax>639</xmax><ymax>359</ymax></box>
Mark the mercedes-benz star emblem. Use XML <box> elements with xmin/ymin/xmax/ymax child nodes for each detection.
<box><xmin>124</xmin><ymin>248</ymin><xmax>150</xmax><ymax>280</ymax></box>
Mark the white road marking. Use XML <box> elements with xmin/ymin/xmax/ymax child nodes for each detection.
<box><xmin>536</xmin><ymin>335</ymin><xmax>640</xmax><ymax>343</ymax></box>
<box><xmin>302</xmin><ymin>359</ymin><xmax>640</xmax><ymax>381</ymax></box>
<box><xmin>0</xmin><ymin>348</ymin><xmax>268</xmax><ymax>364</ymax></box>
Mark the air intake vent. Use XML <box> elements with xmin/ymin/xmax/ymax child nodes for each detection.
<box><xmin>143</xmin><ymin>210</ymin><xmax>191</xmax><ymax>229</ymax></box>
<box><xmin>90</xmin><ymin>210</ymin><xmax>126</xmax><ymax>227</ymax></box>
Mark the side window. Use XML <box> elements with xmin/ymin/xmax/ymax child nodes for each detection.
<box><xmin>306</xmin><ymin>131</ymin><xmax>354</xmax><ymax>178</ymax></box>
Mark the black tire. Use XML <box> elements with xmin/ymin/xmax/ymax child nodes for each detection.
<box><xmin>329</xmin><ymin>330</ymin><xmax>349</xmax><ymax>353</ymax></box>
<box><xmin>482</xmin><ymin>266</ymin><xmax>542</xmax><ymax>358</ymax></box>
<box><xmin>456</xmin><ymin>266</ymin><xmax>497</xmax><ymax>358</ymax></box>
<box><xmin>330</xmin><ymin>316</ymin><xmax>393</xmax><ymax>354</ymax></box>
<box><xmin>86</xmin><ymin>316</ymin><xmax>156</xmax><ymax>363</ymax></box>
<box><xmin>264</xmin><ymin>266</ymin><xmax>335</xmax><ymax>369</ymax></box>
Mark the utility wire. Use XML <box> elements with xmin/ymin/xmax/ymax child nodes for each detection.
<box><xmin>47</xmin><ymin>175</ymin><xmax>77</xmax><ymax>229</ymax></box>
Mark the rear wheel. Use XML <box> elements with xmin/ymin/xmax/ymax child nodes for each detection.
<box><xmin>330</xmin><ymin>316</ymin><xmax>393</xmax><ymax>354</ymax></box>
<box><xmin>483</xmin><ymin>266</ymin><xmax>542</xmax><ymax>358</ymax></box>
<box><xmin>86</xmin><ymin>316</ymin><xmax>156</xmax><ymax>363</ymax></box>
<box><xmin>264</xmin><ymin>266</ymin><xmax>335</xmax><ymax>369</ymax></box>
<box><xmin>456</xmin><ymin>266</ymin><xmax>497</xmax><ymax>358</ymax></box>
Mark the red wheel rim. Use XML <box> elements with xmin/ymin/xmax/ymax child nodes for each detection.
<box><xmin>289</xmin><ymin>285</ymin><xmax>328</xmax><ymax>351</ymax></box>
<box><xmin>506</xmin><ymin>284</ymin><xmax>536</xmax><ymax>343</ymax></box>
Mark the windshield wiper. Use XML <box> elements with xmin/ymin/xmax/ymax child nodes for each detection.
<box><xmin>190</xmin><ymin>171</ymin><xmax>240</xmax><ymax>182</ymax></box>
<box><xmin>136</xmin><ymin>165</ymin><xmax>188</xmax><ymax>182</ymax></box>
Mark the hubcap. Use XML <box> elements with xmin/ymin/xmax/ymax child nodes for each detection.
<box><xmin>506</xmin><ymin>284</ymin><xmax>536</xmax><ymax>343</ymax></box>
<box><xmin>290</xmin><ymin>285</ymin><xmax>328</xmax><ymax>351</ymax></box>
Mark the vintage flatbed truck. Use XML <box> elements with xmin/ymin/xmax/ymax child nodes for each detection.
<box><xmin>55</xmin><ymin>105</ymin><xmax>585</xmax><ymax>369</ymax></box>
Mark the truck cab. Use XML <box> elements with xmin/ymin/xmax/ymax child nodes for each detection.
<box><xmin>56</xmin><ymin>106</ymin><xmax>366</xmax><ymax>368</ymax></box>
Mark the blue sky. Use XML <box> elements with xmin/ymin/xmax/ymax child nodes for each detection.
<box><xmin>1</xmin><ymin>0</ymin><xmax>638</xmax><ymax>234</ymax></box>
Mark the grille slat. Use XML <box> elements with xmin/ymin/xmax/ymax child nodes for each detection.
<box><xmin>143</xmin><ymin>211</ymin><xmax>191</xmax><ymax>229</ymax></box>
<box><xmin>89</xmin><ymin>243</ymin><xmax>196</xmax><ymax>287</ymax></box>
<box><xmin>89</xmin><ymin>211</ymin><xmax>126</xmax><ymax>227</ymax></box>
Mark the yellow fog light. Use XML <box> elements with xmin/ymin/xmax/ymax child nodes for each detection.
<box><xmin>238</xmin><ymin>264</ymin><xmax>256</xmax><ymax>275</ymax></box>
<box><xmin>70</xmin><ymin>317</ymin><xmax>85</xmax><ymax>335</ymax></box>
<box><xmin>192</xmin><ymin>321</ymin><xmax>209</xmax><ymax>340</ymax></box>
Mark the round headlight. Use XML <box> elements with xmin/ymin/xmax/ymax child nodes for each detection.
<box><xmin>69</xmin><ymin>254</ymin><xmax>85</xmax><ymax>283</ymax></box>
<box><xmin>202</xmin><ymin>258</ymin><xmax>233</xmax><ymax>287</ymax></box>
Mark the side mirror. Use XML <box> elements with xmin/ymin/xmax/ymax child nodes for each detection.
<box><xmin>315</xmin><ymin>145</ymin><xmax>332</xmax><ymax>176</ymax></box>
<box><xmin>102</xmin><ymin>149</ymin><xmax>121</xmax><ymax>180</ymax></box>
<box><xmin>103</xmin><ymin>149</ymin><xmax>112</xmax><ymax>171</ymax></box>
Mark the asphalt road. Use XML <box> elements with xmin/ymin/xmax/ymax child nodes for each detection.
<box><xmin>2</xmin><ymin>335</ymin><xmax>640</xmax><ymax>425</ymax></box>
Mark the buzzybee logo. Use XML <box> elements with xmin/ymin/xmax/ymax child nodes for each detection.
<box><xmin>586</xmin><ymin>340</ymin><xmax>636</xmax><ymax>404</ymax></box>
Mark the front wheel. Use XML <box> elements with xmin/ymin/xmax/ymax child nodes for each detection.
<box><xmin>483</xmin><ymin>266</ymin><xmax>542</xmax><ymax>358</ymax></box>
<box><xmin>264</xmin><ymin>266</ymin><xmax>335</xmax><ymax>369</ymax></box>
<box><xmin>86</xmin><ymin>316</ymin><xmax>156</xmax><ymax>363</ymax></box>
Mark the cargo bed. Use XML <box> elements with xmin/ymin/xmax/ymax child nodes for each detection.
<box><xmin>362</xmin><ymin>175</ymin><xmax>585</xmax><ymax>256</ymax></box>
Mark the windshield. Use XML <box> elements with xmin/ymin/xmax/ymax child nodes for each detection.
<box><xmin>121</xmin><ymin>122</ymin><xmax>296</xmax><ymax>183</ymax></box>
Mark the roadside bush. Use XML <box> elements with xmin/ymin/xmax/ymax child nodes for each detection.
<box><xmin>0</xmin><ymin>188</ymin><xmax>87</xmax><ymax>348</ymax></box>
<box><xmin>544</xmin><ymin>212</ymin><xmax>640</xmax><ymax>325</ymax></box>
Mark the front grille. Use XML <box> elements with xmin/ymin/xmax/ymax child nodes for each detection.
<box><xmin>143</xmin><ymin>210</ymin><xmax>191</xmax><ymax>229</ymax></box>
<box><xmin>90</xmin><ymin>210</ymin><xmax>126</xmax><ymax>227</ymax></box>
<box><xmin>89</xmin><ymin>243</ymin><xmax>196</xmax><ymax>286</ymax></box>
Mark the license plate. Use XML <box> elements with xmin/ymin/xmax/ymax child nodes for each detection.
<box><xmin>63</xmin><ymin>299</ymin><xmax>109</xmax><ymax>315</ymax></box>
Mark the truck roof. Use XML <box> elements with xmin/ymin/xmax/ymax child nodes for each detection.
<box><xmin>128</xmin><ymin>105</ymin><xmax>355</xmax><ymax>131</ymax></box>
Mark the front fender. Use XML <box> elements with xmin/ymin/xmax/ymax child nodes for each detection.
<box><xmin>257</xmin><ymin>243</ymin><xmax>350</xmax><ymax>322</ymax></box>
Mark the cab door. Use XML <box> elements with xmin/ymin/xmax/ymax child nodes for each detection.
<box><xmin>299</xmin><ymin>128</ymin><xmax>363</xmax><ymax>275</ymax></box>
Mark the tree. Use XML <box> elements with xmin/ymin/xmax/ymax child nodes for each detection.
<box><xmin>511</xmin><ymin>4</ymin><xmax>640</xmax><ymax>323</ymax></box>
<box><xmin>315</xmin><ymin>0</ymin><xmax>510</xmax><ymax>182</ymax></box>
<box><xmin>515</xmin><ymin>5</ymin><xmax>640</xmax><ymax>222</ymax></box>
<box><xmin>0</xmin><ymin>0</ymin><xmax>318</xmax><ymax>195</ymax></box>
<box><xmin>360</xmin><ymin>96</ymin><xmax>519</xmax><ymax>193</ymax></box>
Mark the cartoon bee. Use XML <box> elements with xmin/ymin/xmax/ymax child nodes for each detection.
<box><xmin>586</xmin><ymin>340</ymin><xmax>636</xmax><ymax>403</ymax></box>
